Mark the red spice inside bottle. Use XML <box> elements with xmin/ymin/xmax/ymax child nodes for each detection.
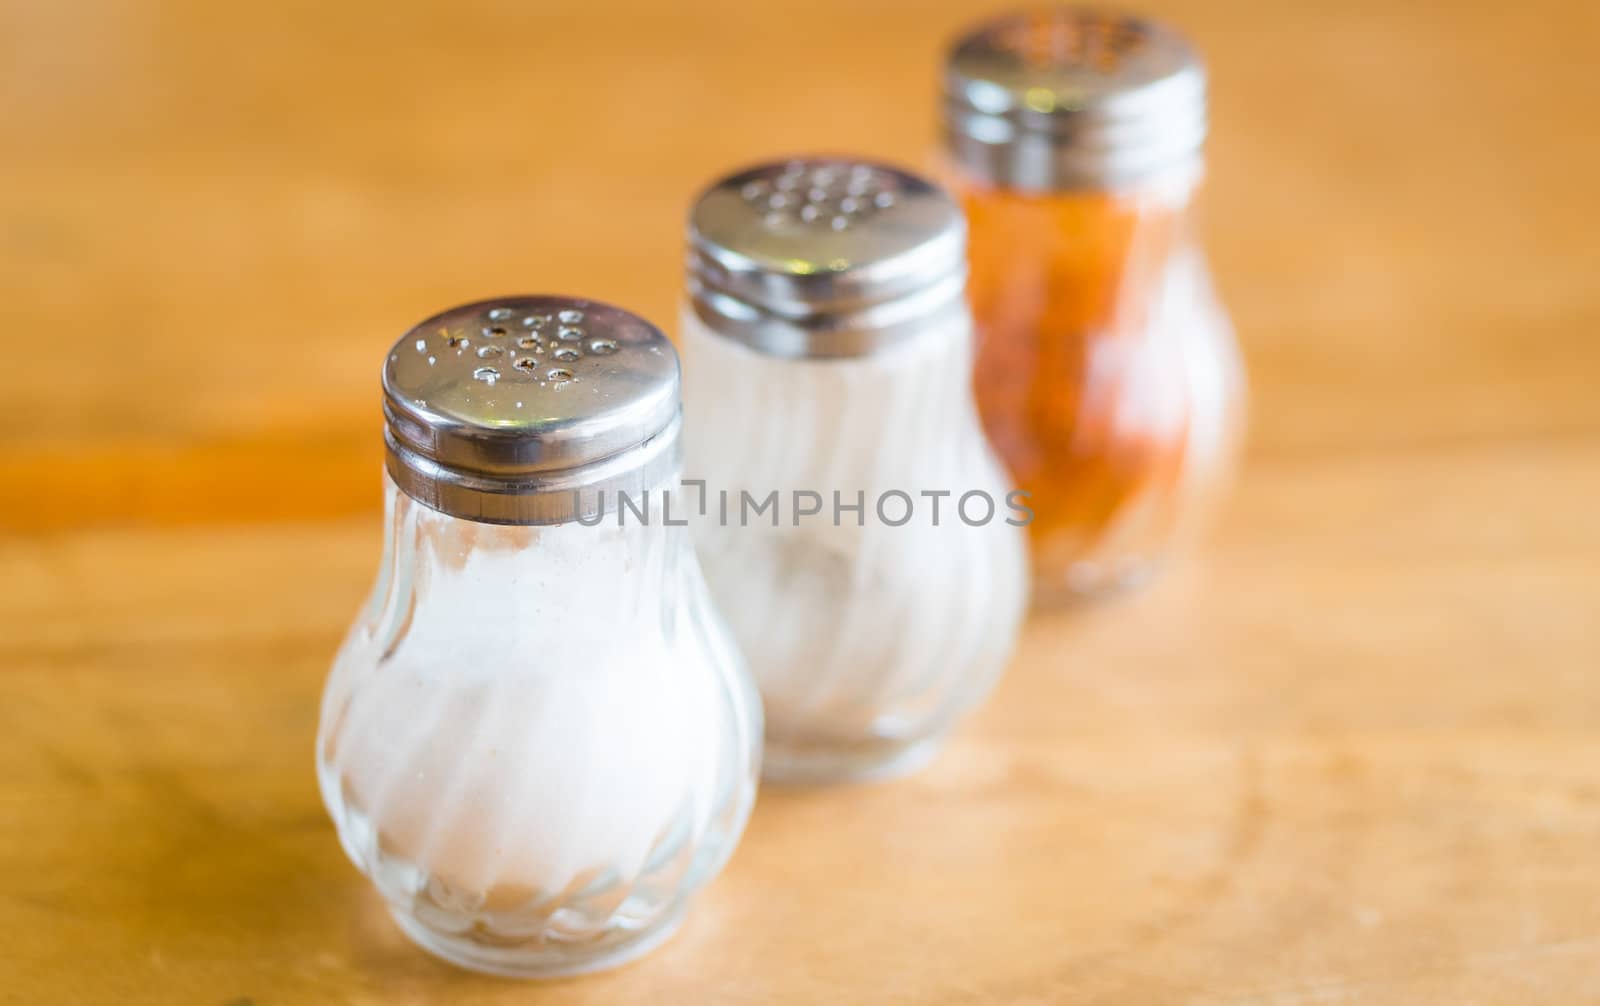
<box><xmin>963</xmin><ymin>177</ymin><xmax>1202</xmax><ymax>590</ymax></box>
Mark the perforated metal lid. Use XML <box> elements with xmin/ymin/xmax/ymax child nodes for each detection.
<box><xmin>382</xmin><ymin>296</ymin><xmax>681</xmax><ymax>525</ymax></box>
<box><xmin>944</xmin><ymin>9</ymin><xmax>1207</xmax><ymax>191</ymax></box>
<box><xmin>687</xmin><ymin>158</ymin><xmax>967</xmax><ymax>358</ymax></box>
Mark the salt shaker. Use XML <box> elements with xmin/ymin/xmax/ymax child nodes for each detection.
<box><xmin>681</xmin><ymin>158</ymin><xmax>1028</xmax><ymax>784</ymax></box>
<box><xmin>943</xmin><ymin>9</ymin><xmax>1246</xmax><ymax>600</ymax></box>
<box><xmin>317</xmin><ymin>297</ymin><xmax>761</xmax><ymax>977</ymax></box>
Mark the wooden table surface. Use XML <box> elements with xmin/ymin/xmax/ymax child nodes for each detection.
<box><xmin>3</xmin><ymin>1</ymin><xmax>1597</xmax><ymax>1002</ymax></box>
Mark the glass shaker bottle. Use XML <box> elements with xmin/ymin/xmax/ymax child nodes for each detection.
<box><xmin>681</xmin><ymin>158</ymin><xmax>1029</xmax><ymax>784</ymax></box>
<box><xmin>942</xmin><ymin>9</ymin><xmax>1246</xmax><ymax>600</ymax></box>
<box><xmin>317</xmin><ymin>297</ymin><xmax>761</xmax><ymax>977</ymax></box>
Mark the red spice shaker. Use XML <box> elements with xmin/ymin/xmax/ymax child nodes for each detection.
<box><xmin>942</xmin><ymin>8</ymin><xmax>1246</xmax><ymax>600</ymax></box>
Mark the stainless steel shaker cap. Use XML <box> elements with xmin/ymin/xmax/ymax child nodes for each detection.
<box><xmin>687</xmin><ymin>158</ymin><xmax>967</xmax><ymax>359</ymax></box>
<box><xmin>944</xmin><ymin>9</ymin><xmax>1207</xmax><ymax>191</ymax></box>
<box><xmin>383</xmin><ymin>296</ymin><xmax>681</xmax><ymax>525</ymax></box>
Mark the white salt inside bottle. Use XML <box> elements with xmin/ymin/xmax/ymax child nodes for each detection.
<box><xmin>322</xmin><ymin>487</ymin><xmax>728</xmax><ymax>902</ymax></box>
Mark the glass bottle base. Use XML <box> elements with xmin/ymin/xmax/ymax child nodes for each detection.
<box><xmin>1032</xmin><ymin>555</ymin><xmax>1165</xmax><ymax>607</ymax></box>
<box><xmin>762</xmin><ymin>733</ymin><xmax>945</xmax><ymax>785</ymax></box>
<box><xmin>389</xmin><ymin>902</ymin><xmax>688</xmax><ymax>979</ymax></box>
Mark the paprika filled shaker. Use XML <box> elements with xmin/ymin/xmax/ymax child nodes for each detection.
<box><xmin>317</xmin><ymin>297</ymin><xmax>761</xmax><ymax>977</ymax></box>
<box><xmin>943</xmin><ymin>9</ymin><xmax>1246</xmax><ymax>601</ymax></box>
<box><xmin>681</xmin><ymin>158</ymin><xmax>1028</xmax><ymax>784</ymax></box>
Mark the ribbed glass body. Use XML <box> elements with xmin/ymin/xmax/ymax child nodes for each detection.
<box><xmin>317</xmin><ymin>473</ymin><xmax>761</xmax><ymax>977</ymax></box>
<box><xmin>681</xmin><ymin>305</ymin><xmax>1028</xmax><ymax>783</ymax></box>
<box><xmin>956</xmin><ymin>164</ymin><xmax>1245</xmax><ymax>600</ymax></box>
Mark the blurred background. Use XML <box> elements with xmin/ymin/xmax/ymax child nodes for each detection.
<box><xmin>1</xmin><ymin>1</ymin><xmax>1597</xmax><ymax>1002</ymax></box>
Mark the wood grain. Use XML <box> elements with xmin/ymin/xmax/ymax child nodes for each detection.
<box><xmin>2</xmin><ymin>0</ymin><xmax>1597</xmax><ymax>1002</ymax></box>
